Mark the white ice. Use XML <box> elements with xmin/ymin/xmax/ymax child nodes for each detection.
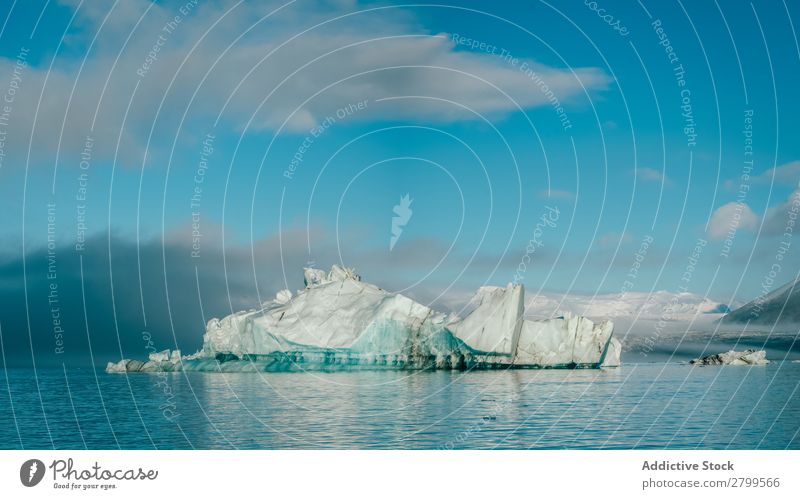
<box><xmin>690</xmin><ymin>349</ymin><xmax>769</xmax><ymax>366</ymax></box>
<box><xmin>108</xmin><ymin>266</ymin><xmax>620</xmax><ymax>372</ymax></box>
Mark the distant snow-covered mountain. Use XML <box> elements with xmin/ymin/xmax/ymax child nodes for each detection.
<box><xmin>524</xmin><ymin>290</ymin><xmax>730</xmax><ymax>322</ymax></box>
<box><xmin>721</xmin><ymin>277</ymin><xmax>800</xmax><ymax>325</ymax></box>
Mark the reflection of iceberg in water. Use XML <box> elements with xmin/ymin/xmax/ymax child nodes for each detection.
<box><xmin>107</xmin><ymin>266</ymin><xmax>620</xmax><ymax>373</ymax></box>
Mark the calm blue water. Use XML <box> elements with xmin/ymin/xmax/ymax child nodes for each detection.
<box><xmin>1</xmin><ymin>363</ymin><xmax>798</xmax><ymax>449</ymax></box>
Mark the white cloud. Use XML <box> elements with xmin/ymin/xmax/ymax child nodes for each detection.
<box><xmin>634</xmin><ymin>167</ymin><xmax>672</xmax><ymax>186</ymax></box>
<box><xmin>762</xmin><ymin>188</ymin><xmax>800</xmax><ymax>236</ymax></box>
<box><xmin>0</xmin><ymin>0</ymin><xmax>610</xmax><ymax>168</ymax></box>
<box><xmin>706</xmin><ymin>201</ymin><xmax>758</xmax><ymax>241</ymax></box>
<box><xmin>748</xmin><ymin>160</ymin><xmax>800</xmax><ymax>186</ymax></box>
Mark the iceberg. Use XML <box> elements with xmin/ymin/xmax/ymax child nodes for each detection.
<box><xmin>148</xmin><ymin>349</ymin><xmax>171</xmax><ymax>362</ymax></box>
<box><xmin>689</xmin><ymin>349</ymin><xmax>770</xmax><ymax>366</ymax></box>
<box><xmin>106</xmin><ymin>265</ymin><xmax>620</xmax><ymax>373</ymax></box>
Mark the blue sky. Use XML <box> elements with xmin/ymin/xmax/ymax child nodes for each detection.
<box><xmin>1</xmin><ymin>0</ymin><xmax>799</xmax><ymax>364</ymax></box>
